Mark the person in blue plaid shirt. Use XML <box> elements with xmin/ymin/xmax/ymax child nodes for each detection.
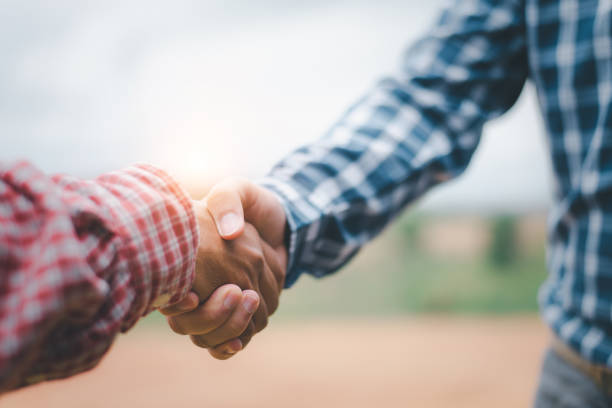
<box><xmin>165</xmin><ymin>0</ymin><xmax>612</xmax><ymax>405</ymax></box>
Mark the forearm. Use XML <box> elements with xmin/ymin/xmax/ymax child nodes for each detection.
<box><xmin>0</xmin><ymin>161</ymin><xmax>198</xmax><ymax>391</ymax></box>
<box><xmin>261</xmin><ymin>0</ymin><xmax>528</xmax><ymax>286</ymax></box>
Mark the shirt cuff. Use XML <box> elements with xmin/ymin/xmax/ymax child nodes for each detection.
<box><xmin>105</xmin><ymin>164</ymin><xmax>200</xmax><ymax>321</ymax></box>
<box><xmin>257</xmin><ymin>176</ymin><xmax>320</xmax><ymax>288</ymax></box>
<box><xmin>56</xmin><ymin>164</ymin><xmax>200</xmax><ymax>328</ymax></box>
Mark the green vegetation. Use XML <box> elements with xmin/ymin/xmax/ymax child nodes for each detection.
<box><xmin>488</xmin><ymin>216</ymin><xmax>518</xmax><ymax>268</ymax></box>
<box><xmin>273</xmin><ymin>212</ymin><xmax>547</xmax><ymax>320</ymax></box>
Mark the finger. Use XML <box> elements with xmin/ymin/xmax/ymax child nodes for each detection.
<box><xmin>208</xmin><ymin>338</ymin><xmax>243</xmax><ymax>360</ymax></box>
<box><xmin>205</xmin><ymin>178</ymin><xmax>285</xmax><ymax>245</ymax></box>
<box><xmin>238</xmin><ymin>320</ymin><xmax>256</xmax><ymax>349</ymax></box>
<box><xmin>159</xmin><ymin>292</ymin><xmax>200</xmax><ymax>316</ymax></box>
<box><xmin>262</xmin><ymin>236</ymin><xmax>287</xmax><ymax>290</ymax></box>
<box><xmin>167</xmin><ymin>284</ymin><xmax>242</xmax><ymax>335</ymax></box>
<box><xmin>258</xmin><ymin>256</ymin><xmax>280</xmax><ymax>316</ymax></box>
<box><xmin>251</xmin><ymin>299</ymin><xmax>270</xmax><ymax>335</ymax></box>
<box><xmin>190</xmin><ymin>290</ymin><xmax>259</xmax><ymax>347</ymax></box>
<box><xmin>204</xmin><ymin>178</ymin><xmax>248</xmax><ymax>240</ymax></box>
<box><xmin>235</xmin><ymin>300</ymin><xmax>269</xmax><ymax>351</ymax></box>
<box><xmin>208</xmin><ymin>350</ymin><xmax>234</xmax><ymax>360</ymax></box>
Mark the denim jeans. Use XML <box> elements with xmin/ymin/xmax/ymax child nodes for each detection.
<box><xmin>533</xmin><ymin>348</ymin><xmax>612</xmax><ymax>407</ymax></box>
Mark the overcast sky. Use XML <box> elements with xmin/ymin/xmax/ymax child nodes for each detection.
<box><xmin>0</xmin><ymin>0</ymin><xmax>553</xmax><ymax>213</ymax></box>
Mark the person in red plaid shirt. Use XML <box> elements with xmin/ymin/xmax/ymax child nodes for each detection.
<box><xmin>0</xmin><ymin>161</ymin><xmax>287</xmax><ymax>392</ymax></box>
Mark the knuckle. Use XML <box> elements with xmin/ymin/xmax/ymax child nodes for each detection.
<box><xmin>244</xmin><ymin>246</ymin><xmax>265</xmax><ymax>275</ymax></box>
<box><xmin>251</xmin><ymin>256</ymin><xmax>265</xmax><ymax>278</ymax></box>
<box><xmin>277</xmin><ymin>272</ymin><xmax>286</xmax><ymax>291</ymax></box>
<box><xmin>267</xmin><ymin>296</ymin><xmax>279</xmax><ymax>316</ymax></box>
<box><xmin>254</xmin><ymin>251</ymin><xmax>265</xmax><ymax>270</ymax></box>
<box><xmin>254</xmin><ymin>314</ymin><xmax>269</xmax><ymax>333</ymax></box>
<box><xmin>236</xmin><ymin>276</ymin><xmax>254</xmax><ymax>291</ymax></box>
<box><xmin>236</xmin><ymin>245</ymin><xmax>264</xmax><ymax>282</ymax></box>
<box><xmin>240</xmin><ymin>321</ymin><xmax>255</xmax><ymax>343</ymax></box>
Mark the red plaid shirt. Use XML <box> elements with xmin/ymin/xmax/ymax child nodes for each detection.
<box><xmin>0</xmin><ymin>161</ymin><xmax>199</xmax><ymax>391</ymax></box>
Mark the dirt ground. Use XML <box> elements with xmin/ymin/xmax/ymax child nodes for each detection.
<box><xmin>2</xmin><ymin>316</ymin><xmax>549</xmax><ymax>408</ymax></box>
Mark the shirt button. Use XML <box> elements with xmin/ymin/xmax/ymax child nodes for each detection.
<box><xmin>151</xmin><ymin>293</ymin><xmax>172</xmax><ymax>308</ymax></box>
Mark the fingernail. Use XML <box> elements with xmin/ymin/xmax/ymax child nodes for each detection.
<box><xmin>243</xmin><ymin>293</ymin><xmax>258</xmax><ymax>314</ymax></box>
<box><xmin>219</xmin><ymin>212</ymin><xmax>240</xmax><ymax>236</ymax></box>
<box><xmin>226</xmin><ymin>339</ymin><xmax>242</xmax><ymax>354</ymax></box>
<box><xmin>223</xmin><ymin>339</ymin><xmax>242</xmax><ymax>354</ymax></box>
<box><xmin>223</xmin><ymin>290</ymin><xmax>240</xmax><ymax>310</ymax></box>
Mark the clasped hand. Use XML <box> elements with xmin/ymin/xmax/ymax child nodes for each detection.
<box><xmin>160</xmin><ymin>179</ymin><xmax>287</xmax><ymax>359</ymax></box>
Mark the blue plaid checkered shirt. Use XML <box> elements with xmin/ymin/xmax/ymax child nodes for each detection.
<box><xmin>261</xmin><ymin>0</ymin><xmax>612</xmax><ymax>366</ymax></box>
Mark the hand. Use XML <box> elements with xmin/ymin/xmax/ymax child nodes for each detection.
<box><xmin>161</xmin><ymin>284</ymin><xmax>260</xmax><ymax>359</ymax></box>
<box><xmin>162</xmin><ymin>179</ymin><xmax>288</xmax><ymax>358</ymax></box>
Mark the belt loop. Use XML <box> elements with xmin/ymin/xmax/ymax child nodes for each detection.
<box><xmin>552</xmin><ymin>337</ymin><xmax>612</xmax><ymax>395</ymax></box>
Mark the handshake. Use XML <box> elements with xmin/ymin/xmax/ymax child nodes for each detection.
<box><xmin>160</xmin><ymin>178</ymin><xmax>288</xmax><ymax>360</ymax></box>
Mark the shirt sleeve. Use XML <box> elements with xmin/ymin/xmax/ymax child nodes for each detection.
<box><xmin>259</xmin><ymin>0</ymin><xmax>528</xmax><ymax>288</ymax></box>
<box><xmin>0</xmin><ymin>161</ymin><xmax>199</xmax><ymax>391</ymax></box>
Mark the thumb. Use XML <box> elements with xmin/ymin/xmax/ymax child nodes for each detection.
<box><xmin>205</xmin><ymin>177</ymin><xmax>286</xmax><ymax>247</ymax></box>
<box><xmin>204</xmin><ymin>178</ymin><xmax>253</xmax><ymax>240</ymax></box>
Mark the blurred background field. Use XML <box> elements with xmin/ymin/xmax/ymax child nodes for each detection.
<box><xmin>1</xmin><ymin>0</ymin><xmax>554</xmax><ymax>406</ymax></box>
<box><xmin>3</xmin><ymin>316</ymin><xmax>549</xmax><ymax>408</ymax></box>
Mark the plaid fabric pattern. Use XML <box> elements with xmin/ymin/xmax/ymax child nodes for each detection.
<box><xmin>0</xmin><ymin>161</ymin><xmax>198</xmax><ymax>390</ymax></box>
<box><xmin>261</xmin><ymin>0</ymin><xmax>612</xmax><ymax>366</ymax></box>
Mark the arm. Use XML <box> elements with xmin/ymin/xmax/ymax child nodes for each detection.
<box><xmin>260</xmin><ymin>0</ymin><xmax>529</xmax><ymax>286</ymax></box>
<box><xmin>0</xmin><ymin>161</ymin><xmax>198</xmax><ymax>391</ymax></box>
<box><xmin>163</xmin><ymin>0</ymin><xmax>529</xmax><ymax>355</ymax></box>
